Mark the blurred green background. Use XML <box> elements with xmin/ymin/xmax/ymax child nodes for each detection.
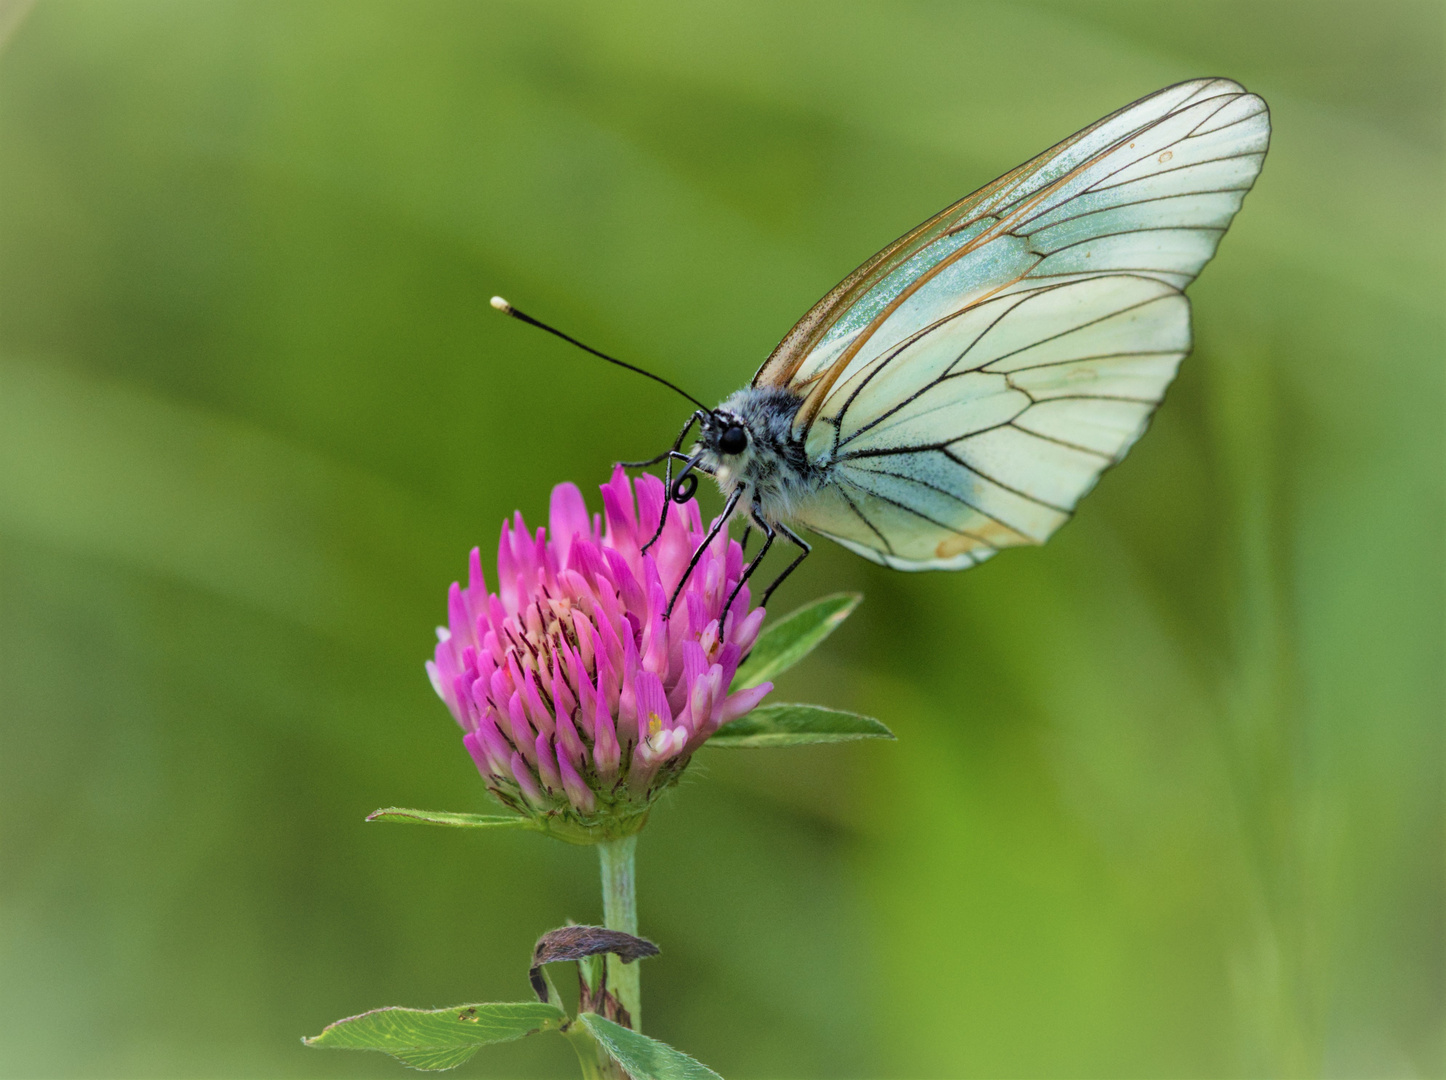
<box><xmin>1</xmin><ymin>2</ymin><xmax>1441</xmax><ymax>1077</ymax></box>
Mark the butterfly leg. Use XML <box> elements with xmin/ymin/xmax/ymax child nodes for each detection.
<box><xmin>739</xmin><ymin>524</ymin><xmax>753</xmax><ymax>555</ymax></box>
<box><xmin>645</xmin><ymin>450</ymin><xmax>717</xmax><ymax>552</ymax></box>
<box><xmin>684</xmin><ymin>452</ymin><xmax>717</xmax><ymax>475</ymax></box>
<box><xmin>664</xmin><ymin>484</ymin><xmax>744</xmax><ymax>619</ymax></box>
<box><xmin>641</xmin><ymin>411</ymin><xmax>707</xmax><ymax>552</ymax></box>
<box><xmin>620</xmin><ymin>449</ymin><xmax>709</xmax><ymax>470</ymax></box>
<box><xmin>719</xmin><ymin>518</ymin><xmax>775</xmax><ymax>636</ymax></box>
<box><xmin>758</xmin><ymin>523</ymin><xmax>811</xmax><ymax>609</ymax></box>
<box><xmin>617</xmin><ymin>449</ymin><xmax>672</xmax><ymax>468</ymax></box>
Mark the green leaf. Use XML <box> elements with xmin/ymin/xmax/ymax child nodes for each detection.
<box><xmin>366</xmin><ymin>807</ymin><xmax>537</xmax><ymax>830</ymax></box>
<box><xmin>734</xmin><ymin>592</ymin><xmax>860</xmax><ymax>689</ymax></box>
<box><xmin>304</xmin><ymin>1001</ymin><xmax>565</xmax><ymax>1071</ymax></box>
<box><xmin>391</xmin><ymin>1046</ymin><xmax>481</xmax><ymax>1071</ymax></box>
<box><xmin>578</xmin><ymin>1013</ymin><xmax>723</xmax><ymax>1080</ymax></box>
<box><xmin>707</xmin><ymin>703</ymin><xmax>894</xmax><ymax>748</ymax></box>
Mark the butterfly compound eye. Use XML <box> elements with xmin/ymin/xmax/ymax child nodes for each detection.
<box><xmin>719</xmin><ymin>425</ymin><xmax>747</xmax><ymax>455</ymax></box>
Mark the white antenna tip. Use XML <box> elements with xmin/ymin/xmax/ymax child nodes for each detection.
<box><xmin>489</xmin><ymin>296</ymin><xmax>512</xmax><ymax>313</ymax></box>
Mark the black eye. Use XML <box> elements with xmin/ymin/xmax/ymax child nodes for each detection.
<box><xmin>719</xmin><ymin>425</ymin><xmax>747</xmax><ymax>455</ymax></box>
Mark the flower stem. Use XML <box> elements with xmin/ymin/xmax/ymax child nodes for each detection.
<box><xmin>597</xmin><ymin>834</ymin><xmax>640</xmax><ymax>1028</ymax></box>
<box><xmin>563</xmin><ymin>1024</ymin><xmax>616</xmax><ymax>1080</ymax></box>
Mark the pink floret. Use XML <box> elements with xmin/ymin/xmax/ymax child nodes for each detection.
<box><xmin>425</xmin><ymin>467</ymin><xmax>771</xmax><ymax>823</ymax></box>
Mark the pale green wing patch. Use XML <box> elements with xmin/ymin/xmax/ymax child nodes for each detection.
<box><xmin>793</xmin><ymin>272</ymin><xmax>1196</xmax><ymax>569</ymax></box>
<box><xmin>777</xmin><ymin>79</ymin><xmax>1265</xmax><ymax>443</ymax></box>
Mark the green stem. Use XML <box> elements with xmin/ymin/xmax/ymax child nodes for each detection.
<box><xmin>597</xmin><ymin>834</ymin><xmax>640</xmax><ymax>1029</ymax></box>
<box><xmin>564</xmin><ymin>1023</ymin><xmax>616</xmax><ymax>1080</ymax></box>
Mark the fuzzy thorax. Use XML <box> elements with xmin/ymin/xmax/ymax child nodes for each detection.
<box><xmin>698</xmin><ymin>386</ymin><xmax>821</xmax><ymax>526</ymax></box>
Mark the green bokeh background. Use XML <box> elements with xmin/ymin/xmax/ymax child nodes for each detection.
<box><xmin>1</xmin><ymin>2</ymin><xmax>1441</xmax><ymax>1077</ymax></box>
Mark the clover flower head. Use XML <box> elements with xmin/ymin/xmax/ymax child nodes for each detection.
<box><xmin>427</xmin><ymin>467</ymin><xmax>772</xmax><ymax>839</ymax></box>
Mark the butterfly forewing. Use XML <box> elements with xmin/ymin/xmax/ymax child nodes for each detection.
<box><xmin>767</xmin><ymin>78</ymin><xmax>1267</xmax><ymax>570</ymax></box>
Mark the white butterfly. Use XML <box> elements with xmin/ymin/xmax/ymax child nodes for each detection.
<box><xmin>499</xmin><ymin>78</ymin><xmax>1270</xmax><ymax>610</ymax></box>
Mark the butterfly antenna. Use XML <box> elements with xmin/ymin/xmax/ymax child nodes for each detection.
<box><xmin>490</xmin><ymin>297</ymin><xmax>710</xmax><ymax>412</ymax></box>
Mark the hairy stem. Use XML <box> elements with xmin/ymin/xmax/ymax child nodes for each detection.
<box><xmin>597</xmin><ymin>835</ymin><xmax>640</xmax><ymax>1028</ymax></box>
<box><xmin>564</xmin><ymin>1023</ymin><xmax>616</xmax><ymax>1080</ymax></box>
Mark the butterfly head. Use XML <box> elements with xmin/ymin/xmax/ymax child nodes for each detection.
<box><xmin>691</xmin><ymin>387</ymin><xmax>813</xmax><ymax>521</ymax></box>
<box><xmin>697</xmin><ymin>407</ymin><xmax>752</xmax><ymax>486</ymax></box>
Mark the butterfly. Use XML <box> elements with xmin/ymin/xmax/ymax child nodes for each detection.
<box><xmin>496</xmin><ymin>78</ymin><xmax>1270</xmax><ymax>614</ymax></box>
